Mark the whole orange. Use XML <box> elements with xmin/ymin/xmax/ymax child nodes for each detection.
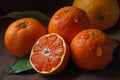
<box><xmin>4</xmin><ymin>18</ymin><xmax>47</xmax><ymax>57</ymax></box>
<box><xmin>70</xmin><ymin>29</ymin><xmax>115</xmax><ymax>70</ymax></box>
<box><xmin>73</xmin><ymin>0</ymin><xmax>119</xmax><ymax>30</ymax></box>
<box><xmin>48</xmin><ymin>6</ymin><xmax>90</xmax><ymax>43</ymax></box>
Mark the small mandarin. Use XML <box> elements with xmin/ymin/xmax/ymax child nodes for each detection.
<box><xmin>48</xmin><ymin>6</ymin><xmax>90</xmax><ymax>43</ymax></box>
<box><xmin>4</xmin><ymin>18</ymin><xmax>47</xmax><ymax>57</ymax></box>
<box><xmin>73</xmin><ymin>0</ymin><xmax>119</xmax><ymax>30</ymax></box>
<box><xmin>70</xmin><ymin>29</ymin><xmax>116</xmax><ymax>70</ymax></box>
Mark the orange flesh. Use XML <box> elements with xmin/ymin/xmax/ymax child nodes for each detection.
<box><xmin>31</xmin><ymin>34</ymin><xmax>64</xmax><ymax>72</ymax></box>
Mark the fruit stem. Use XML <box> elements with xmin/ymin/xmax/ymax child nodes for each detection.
<box><xmin>21</xmin><ymin>23</ymin><xmax>26</xmax><ymax>28</ymax></box>
<box><xmin>90</xmin><ymin>32</ymin><xmax>95</xmax><ymax>36</ymax></box>
<box><xmin>99</xmin><ymin>15</ymin><xmax>104</xmax><ymax>21</ymax></box>
<box><xmin>64</xmin><ymin>8</ymin><xmax>68</xmax><ymax>13</ymax></box>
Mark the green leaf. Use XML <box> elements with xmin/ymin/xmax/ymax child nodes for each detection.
<box><xmin>0</xmin><ymin>11</ymin><xmax>50</xmax><ymax>27</ymax></box>
<box><xmin>7</xmin><ymin>57</ymin><xmax>33</xmax><ymax>74</ymax></box>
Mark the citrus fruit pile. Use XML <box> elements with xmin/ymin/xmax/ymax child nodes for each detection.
<box><xmin>4</xmin><ymin>1</ymin><xmax>119</xmax><ymax>75</ymax></box>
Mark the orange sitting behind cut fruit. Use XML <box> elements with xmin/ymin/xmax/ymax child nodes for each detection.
<box><xmin>73</xmin><ymin>0</ymin><xmax>119</xmax><ymax>30</ymax></box>
<box><xmin>4</xmin><ymin>18</ymin><xmax>47</xmax><ymax>57</ymax></box>
<box><xmin>70</xmin><ymin>29</ymin><xmax>115</xmax><ymax>70</ymax></box>
<box><xmin>48</xmin><ymin>6</ymin><xmax>90</xmax><ymax>43</ymax></box>
<box><xmin>30</xmin><ymin>33</ymin><xmax>70</xmax><ymax>75</ymax></box>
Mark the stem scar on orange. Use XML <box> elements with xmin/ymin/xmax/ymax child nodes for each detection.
<box><xmin>73</xmin><ymin>0</ymin><xmax>119</xmax><ymax>30</ymax></box>
<box><xmin>70</xmin><ymin>29</ymin><xmax>116</xmax><ymax>70</ymax></box>
<box><xmin>48</xmin><ymin>6</ymin><xmax>90</xmax><ymax>44</ymax></box>
<box><xmin>30</xmin><ymin>33</ymin><xmax>70</xmax><ymax>75</ymax></box>
<box><xmin>4</xmin><ymin>18</ymin><xmax>47</xmax><ymax>58</ymax></box>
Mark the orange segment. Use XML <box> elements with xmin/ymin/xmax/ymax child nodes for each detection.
<box><xmin>30</xmin><ymin>33</ymin><xmax>70</xmax><ymax>75</ymax></box>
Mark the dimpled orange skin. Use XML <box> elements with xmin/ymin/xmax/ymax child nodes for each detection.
<box><xmin>73</xmin><ymin>0</ymin><xmax>120</xmax><ymax>30</ymax></box>
<box><xmin>4</xmin><ymin>18</ymin><xmax>47</xmax><ymax>57</ymax></box>
<box><xmin>48</xmin><ymin>6</ymin><xmax>90</xmax><ymax>43</ymax></box>
<box><xmin>70</xmin><ymin>29</ymin><xmax>115</xmax><ymax>70</ymax></box>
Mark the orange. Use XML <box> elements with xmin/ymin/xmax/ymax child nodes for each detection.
<box><xmin>48</xmin><ymin>6</ymin><xmax>90</xmax><ymax>43</ymax></box>
<box><xmin>4</xmin><ymin>18</ymin><xmax>47</xmax><ymax>57</ymax></box>
<box><xmin>70</xmin><ymin>29</ymin><xmax>115</xmax><ymax>70</ymax></box>
<box><xmin>30</xmin><ymin>33</ymin><xmax>70</xmax><ymax>75</ymax></box>
<box><xmin>73</xmin><ymin>0</ymin><xmax>119</xmax><ymax>30</ymax></box>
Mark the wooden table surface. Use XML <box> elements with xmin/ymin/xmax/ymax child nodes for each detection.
<box><xmin>0</xmin><ymin>0</ymin><xmax>120</xmax><ymax>79</ymax></box>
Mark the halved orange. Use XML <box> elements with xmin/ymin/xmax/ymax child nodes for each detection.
<box><xmin>30</xmin><ymin>33</ymin><xmax>70</xmax><ymax>75</ymax></box>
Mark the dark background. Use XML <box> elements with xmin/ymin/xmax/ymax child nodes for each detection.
<box><xmin>0</xmin><ymin>0</ymin><xmax>74</xmax><ymax>17</ymax></box>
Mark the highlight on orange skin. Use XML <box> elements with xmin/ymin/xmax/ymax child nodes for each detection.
<box><xmin>70</xmin><ymin>29</ymin><xmax>115</xmax><ymax>70</ymax></box>
<box><xmin>48</xmin><ymin>6</ymin><xmax>90</xmax><ymax>43</ymax></box>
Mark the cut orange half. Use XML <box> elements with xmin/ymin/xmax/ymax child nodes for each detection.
<box><xmin>30</xmin><ymin>33</ymin><xmax>70</xmax><ymax>75</ymax></box>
